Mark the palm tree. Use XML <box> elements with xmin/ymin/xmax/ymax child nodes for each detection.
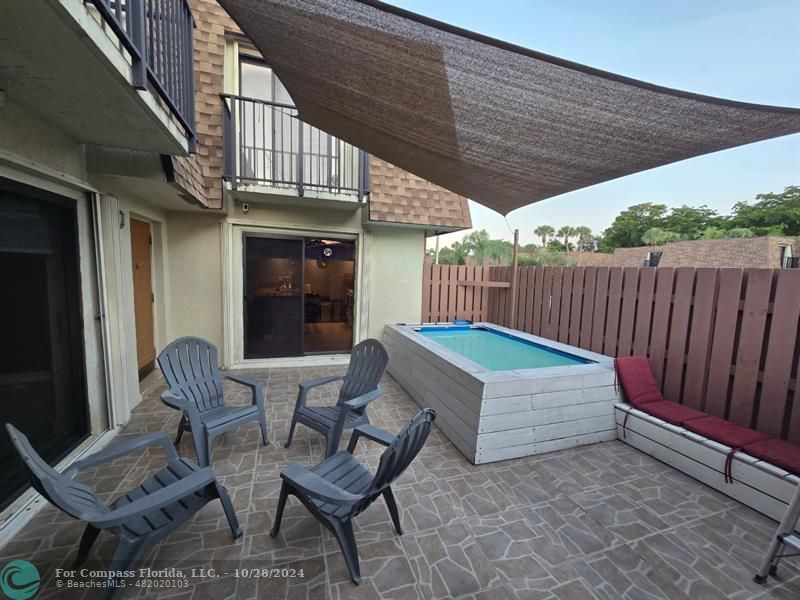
<box><xmin>574</xmin><ymin>226</ymin><xmax>593</xmax><ymax>251</ymax></box>
<box><xmin>557</xmin><ymin>226</ymin><xmax>576</xmax><ymax>249</ymax></box>
<box><xmin>533</xmin><ymin>225</ymin><xmax>555</xmax><ymax>247</ymax></box>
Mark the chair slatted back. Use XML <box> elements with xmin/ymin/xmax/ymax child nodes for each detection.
<box><xmin>369</xmin><ymin>409</ymin><xmax>436</xmax><ymax>494</ymax></box>
<box><xmin>158</xmin><ymin>337</ymin><xmax>225</xmax><ymax>413</ymax></box>
<box><xmin>338</xmin><ymin>339</ymin><xmax>389</xmax><ymax>409</ymax></box>
<box><xmin>5</xmin><ymin>424</ymin><xmax>107</xmax><ymax>522</ymax></box>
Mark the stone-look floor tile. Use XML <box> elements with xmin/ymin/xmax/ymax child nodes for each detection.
<box><xmin>629</xmin><ymin>509</ymin><xmax>787</xmax><ymax>600</ymax></box>
<box><xmin>234</xmin><ymin>556</ymin><xmax>330</xmax><ymax>600</ymax></box>
<box><xmin>570</xmin><ymin>486</ymin><xmax>674</xmax><ymax>542</ymax></box>
<box><xmin>401</xmin><ymin>520</ymin><xmax>500</xmax><ymax>599</ymax></box>
<box><xmin>2</xmin><ymin>366</ymin><xmax>792</xmax><ymax>600</ymax></box>
<box><xmin>518</xmin><ymin>498</ymin><xmax>621</xmax><ymax>565</ymax></box>
<box><xmin>326</xmin><ymin>538</ymin><xmax>420</xmax><ymax>599</ymax></box>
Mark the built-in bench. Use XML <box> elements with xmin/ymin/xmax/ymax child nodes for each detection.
<box><xmin>615</xmin><ymin>357</ymin><xmax>800</xmax><ymax>526</ymax></box>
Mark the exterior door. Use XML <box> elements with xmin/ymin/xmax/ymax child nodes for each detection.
<box><xmin>243</xmin><ymin>234</ymin><xmax>304</xmax><ymax>358</ymax></box>
<box><xmin>130</xmin><ymin>218</ymin><xmax>155</xmax><ymax>378</ymax></box>
<box><xmin>0</xmin><ymin>179</ymin><xmax>88</xmax><ymax>510</ymax></box>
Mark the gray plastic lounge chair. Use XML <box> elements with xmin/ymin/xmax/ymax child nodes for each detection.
<box><xmin>285</xmin><ymin>338</ymin><xmax>389</xmax><ymax>458</ymax></box>
<box><xmin>271</xmin><ymin>408</ymin><xmax>436</xmax><ymax>584</ymax></box>
<box><xmin>158</xmin><ymin>336</ymin><xmax>268</xmax><ymax>466</ymax></box>
<box><xmin>5</xmin><ymin>424</ymin><xmax>242</xmax><ymax>600</ymax></box>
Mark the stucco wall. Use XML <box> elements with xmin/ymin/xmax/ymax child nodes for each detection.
<box><xmin>166</xmin><ymin>212</ymin><xmax>225</xmax><ymax>349</ymax></box>
<box><xmin>0</xmin><ymin>100</ymin><xmax>86</xmax><ymax>182</ymax></box>
<box><xmin>367</xmin><ymin>228</ymin><xmax>425</xmax><ymax>338</ymax></box>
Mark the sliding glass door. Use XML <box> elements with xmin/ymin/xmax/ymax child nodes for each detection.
<box><xmin>243</xmin><ymin>235</ymin><xmax>304</xmax><ymax>358</ymax></box>
<box><xmin>0</xmin><ymin>180</ymin><xmax>88</xmax><ymax>510</ymax></box>
<box><xmin>303</xmin><ymin>239</ymin><xmax>355</xmax><ymax>353</ymax></box>
<box><xmin>243</xmin><ymin>234</ymin><xmax>355</xmax><ymax>358</ymax></box>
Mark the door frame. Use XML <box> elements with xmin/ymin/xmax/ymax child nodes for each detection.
<box><xmin>225</xmin><ymin>221</ymin><xmax>362</xmax><ymax>366</ymax></box>
<box><xmin>0</xmin><ymin>177</ymin><xmax>91</xmax><ymax>508</ymax></box>
<box><xmin>129</xmin><ymin>217</ymin><xmax>156</xmax><ymax>379</ymax></box>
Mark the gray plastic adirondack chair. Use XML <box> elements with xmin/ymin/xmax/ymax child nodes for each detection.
<box><xmin>158</xmin><ymin>337</ymin><xmax>268</xmax><ymax>466</ymax></box>
<box><xmin>5</xmin><ymin>423</ymin><xmax>242</xmax><ymax>600</ymax></box>
<box><xmin>271</xmin><ymin>408</ymin><xmax>436</xmax><ymax>584</ymax></box>
<box><xmin>285</xmin><ymin>338</ymin><xmax>389</xmax><ymax>458</ymax></box>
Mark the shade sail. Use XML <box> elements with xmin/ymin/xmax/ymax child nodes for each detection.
<box><xmin>219</xmin><ymin>0</ymin><xmax>800</xmax><ymax>215</ymax></box>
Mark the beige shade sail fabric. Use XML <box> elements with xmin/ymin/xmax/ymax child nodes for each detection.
<box><xmin>219</xmin><ymin>0</ymin><xmax>800</xmax><ymax>215</ymax></box>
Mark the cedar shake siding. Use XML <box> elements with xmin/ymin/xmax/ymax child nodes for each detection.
<box><xmin>168</xmin><ymin>0</ymin><xmax>239</xmax><ymax>209</ymax></box>
<box><xmin>368</xmin><ymin>157</ymin><xmax>471</xmax><ymax>230</ymax></box>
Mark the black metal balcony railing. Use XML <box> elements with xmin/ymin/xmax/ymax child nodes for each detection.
<box><xmin>89</xmin><ymin>0</ymin><xmax>196</xmax><ymax>151</ymax></box>
<box><xmin>221</xmin><ymin>94</ymin><xmax>369</xmax><ymax>199</ymax></box>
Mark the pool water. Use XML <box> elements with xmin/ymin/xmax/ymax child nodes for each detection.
<box><xmin>417</xmin><ymin>326</ymin><xmax>590</xmax><ymax>371</ymax></box>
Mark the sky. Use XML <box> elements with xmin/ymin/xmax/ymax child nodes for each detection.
<box><xmin>382</xmin><ymin>0</ymin><xmax>800</xmax><ymax>248</ymax></box>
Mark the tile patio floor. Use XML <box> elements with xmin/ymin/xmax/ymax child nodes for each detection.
<box><xmin>2</xmin><ymin>366</ymin><xmax>799</xmax><ymax>600</ymax></box>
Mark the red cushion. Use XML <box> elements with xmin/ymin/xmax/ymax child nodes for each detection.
<box><xmin>615</xmin><ymin>356</ymin><xmax>664</xmax><ymax>407</ymax></box>
<box><xmin>641</xmin><ymin>400</ymin><xmax>706</xmax><ymax>426</ymax></box>
<box><xmin>684</xmin><ymin>416</ymin><xmax>769</xmax><ymax>449</ymax></box>
<box><xmin>742</xmin><ymin>439</ymin><xmax>800</xmax><ymax>476</ymax></box>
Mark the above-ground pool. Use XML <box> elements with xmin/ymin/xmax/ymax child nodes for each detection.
<box><xmin>418</xmin><ymin>325</ymin><xmax>591</xmax><ymax>370</ymax></box>
<box><xmin>384</xmin><ymin>322</ymin><xmax>620</xmax><ymax>464</ymax></box>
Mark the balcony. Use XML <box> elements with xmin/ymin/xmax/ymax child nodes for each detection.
<box><xmin>222</xmin><ymin>94</ymin><xmax>369</xmax><ymax>209</ymax></box>
<box><xmin>0</xmin><ymin>0</ymin><xmax>195</xmax><ymax>154</ymax></box>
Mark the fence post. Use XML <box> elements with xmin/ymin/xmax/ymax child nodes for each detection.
<box><xmin>508</xmin><ymin>229</ymin><xmax>519</xmax><ymax>329</ymax></box>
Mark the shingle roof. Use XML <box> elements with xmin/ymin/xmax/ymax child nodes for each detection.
<box><xmin>368</xmin><ymin>157</ymin><xmax>471</xmax><ymax>230</ymax></box>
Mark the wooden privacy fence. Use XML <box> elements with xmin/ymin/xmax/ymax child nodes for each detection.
<box><xmin>421</xmin><ymin>264</ymin><xmax>505</xmax><ymax>323</ymax></box>
<box><xmin>421</xmin><ymin>264</ymin><xmax>800</xmax><ymax>442</ymax></box>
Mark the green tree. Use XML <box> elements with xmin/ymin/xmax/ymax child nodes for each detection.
<box><xmin>533</xmin><ymin>225</ymin><xmax>555</xmax><ymax>247</ymax></box>
<box><xmin>557</xmin><ymin>225</ymin><xmax>576</xmax><ymax>249</ymax></box>
<box><xmin>726</xmin><ymin>227</ymin><xmax>754</xmax><ymax>238</ymax></box>
<box><xmin>459</xmin><ymin>230</ymin><xmax>513</xmax><ymax>265</ymax></box>
<box><xmin>601</xmin><ymin>203</ymin><xmax>669</xmax><ymax>250</ymax></box>
<box><xmin>728</xmin><ymin>186</ymin><xmax>800</xmax><ymax>235</ymax></box>
<box><xmin>435</xmin><ymin>245</ymin><xmax>465</xmax><ymax>265</ymax></box>
<box><xmin>661</xmin><ymin>205</ymin><xmax>721</xmax><ymax>239</ymax></box>
<box><xmin>547</xmin><ymin>239</ymin><xmax>567</xmax><ymax>251</ymax></box>
<box><xmin>573</xmin><ymin>226</ymin><xmax>595</xmax><ymax>252</ymax></box>
<box><xmin>519</xmin><ymin>248</ymin><xmax>575</xmax><ymax>267</ymax></box>
<box><xmin>701</xmin><ymin>226</ymin><xmax>726</xmax><ymax>239</ymax></box>
<box><xmin>641</xmin><ymin>227</ymin><xmax>682</xmax><ymax>246</ymax></box>
<box><xmin>481</xmin><ymin>239</ymin><xmax>514</xmax><ymax>265</ymax></box>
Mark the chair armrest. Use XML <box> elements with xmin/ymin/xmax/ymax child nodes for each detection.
<box><xmin>298</xmin><ymin>375</ymin><xmax>344</xmax><ymax>391</ymax></box>
<box><xmin>65</xmin><ymin>433</ymin><xmax>178</xmax><ymax>476</ymax></box>
<box><xmin>226</xmin><ymin>374</ymin><xmax>261</xmax><ymax>390</ymax></box>
<box><xmin>226</xmin><ymin>374</ymin><xmax>265</xmax><ymax>408</ymax></box>
<box><xmin>280</xmin><ymin>464</ymin><xmax>361</xmax><ymax>505</ymax></box>
<box><xmin>343</xmin><ymin>387</ymin><xmax>382</xmax><ymax>411</ymax></box>
<box><xmin>89</xmin><ymin>468</ymin><xmax>217</xmax><ymax>528</ymax></box>
<box><xmin>293</xmin><ymin>375</ymin><xmax>345</xmax><ymax>412</ymax></box>
<box><xmin>161</xmin><ymin>390</ymin><xmax>190</xmax><ymax>411</ymax></box>
<box><xmin>347</xmin><ymin>424</ymin><xmax>395</xmax><ymax>453</ymax></box>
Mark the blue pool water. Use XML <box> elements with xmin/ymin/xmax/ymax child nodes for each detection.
<box><xmin>417</xmin><ymin>326</ymin><xmax>591</xmax><ymax>371</ymax></box>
